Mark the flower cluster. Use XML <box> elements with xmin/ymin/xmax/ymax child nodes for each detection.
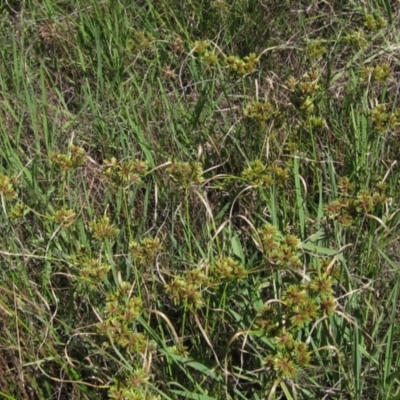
<box><xmin>243</xmin><ymin>101</ymin><xmax>278</xmax><ymax>122</ymax></box>
<box><xmin>264</xmin><ymin>338</ymin><xmax>312</xmax><ymax>378</ymax></box>
<box><xmin>90</xmin><ymin>215</ymin><xmax>119</xmax><ymax>240</ymax></box>
<box><xmin>166</xmin><ymin>161</ymin><xmax>204</xmax><ymax>189</ymax></box>
<box><xmin>53</xmin><ymin>208</ymin><xmax>76</xmax><ymax>228</ymax></box>
<box><xmin>324</xmin><ymin>178</ymin><xmax>389</xmax><ymax>225</ymax></box>
<box><xmin>258</xmin><ymin>224</ymin><xmax>302</xmax><ymax>270</ymax></box>
<box><xmin>360</xmin><ymin>63</ymin><xmax>391</xmax><ymax>83</ymax></box>
<box><xmin>306</xmin><ymin>40</ymin><xmax>326</xmax><ymax>60</ymax></box>
<box><xmin>225</xmin><ymin>53</ymin><xmax>259</xmax><ymax>76</ymax></box>
<box><xmin>0</xmin><ymin>173</ymin><xmax>18</xmax><ymax>200</ymax></box>
<box><xmin>127</xmin><ymin>30</ymin><xmax>155</xmax><ymax>53</ymax></box>
<box><xmin>49</xmin><ymin>145</ymin><xmax>86</xmax><ymax>172</ymax></box>
<box><xmin>364</xmin><ymin>13</ymin><xmax>387</xmax><ymax>31</ymax></box>
<box><xmin>130</xmin><ymin>237</ymin><xmax>163</xmax><ymax>263</ymax></box>
<box><xmin>241</xmin><ymin>160</ymin><xmax>272</xmax><ymax>188</ymax></box>
<box><xmin>98</xmin><ymin>282</ymin><xmax>146</xmax><ymax>352</ymax></box>
<box><xmin>165</xmin><ymin>272</ymin><xmax>205</xmax><ymax>310</ymax></box>
<box><xmin>210</xmin><ymin>256</ymin><xmax>247</xmax><ymax>281</ymax></box>
<box><xmin>193</xmin><ymin>40</ymin><xmax>218</xmax><ymax>66</ymax></box>
<box><xmin>103</xmin><ymin>158</ymin><xmax>148</xmax><ymax>187</ymax></box>
<box><xmin>8</xmin><ymin>202</ymin><xmax>27</xmax><ymax>219</ymax></box>
<box><xmin>255</xmin><ymin>249</ymin><xmax>338</xmax><ymax>379</ymax></box>
<box><xmin>306</xmin><ymin>115</ymin><xmax>325</xmax><ymax>130</ymax></box>
<box><xmin>370</xmin><ymin>104</ymin><xmax>400</xmax><ymax>132</ymax></box>
<box><xmin>165</xmin><ymin>255</ymin><xmax>247</xmax><ymax>310</ymax></box>
<box><xmin>344</xmin><ymin>29</ymin><xmax>368</xmax><ymax>49</ymax></box>
<box><xmin>287</xmin><ymin>69</ymin><xmax>321</xmax><ymax>114</ymax></box>
<box><xmin>73</xmin><ymin>253</ymin><xmax>111</xmax><ymax>287</ymax></box>
<box><xmin>108</xmin><ymin>382</ymin><xmax>159</xmax><ymax>400</ymax></box>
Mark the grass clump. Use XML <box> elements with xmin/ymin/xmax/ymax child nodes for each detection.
<box><xmin>1</xmin><ymin>0</ymin><xmax>400</xmax><ymax>399</ymax></box>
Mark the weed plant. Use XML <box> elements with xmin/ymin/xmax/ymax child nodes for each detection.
<box><xmin>1</xmin><ymin>0</ymin><xmax>400</xmax><ymax>399</ymax></box>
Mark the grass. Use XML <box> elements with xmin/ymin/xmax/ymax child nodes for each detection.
<box><xmin>1</xmin><ymin>0</ymin><xmax>400</xmax><ymax>399</ymax></box>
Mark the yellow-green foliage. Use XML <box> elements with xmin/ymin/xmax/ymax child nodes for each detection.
<box><xmin>0</xmin><ymin>1</ymin><xmax>399</xmax><ymax>399</ymax></box>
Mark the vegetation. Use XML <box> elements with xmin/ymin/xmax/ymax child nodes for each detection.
<box><xmin>1</xmin><ymin>0</ymin><xmax>400</xmax><ymax>399</ymax></box>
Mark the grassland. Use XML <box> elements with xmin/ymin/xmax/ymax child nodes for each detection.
<box><xmin>1</xmin><ymin>0</ymin><xmax>400</xmax><ymax>399</ymax></box>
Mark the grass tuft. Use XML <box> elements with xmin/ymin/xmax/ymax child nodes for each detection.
<box><xmin>1</xmin><ymin>0</ymin><xmax>400</xmax><ymax>399</ymax></box>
